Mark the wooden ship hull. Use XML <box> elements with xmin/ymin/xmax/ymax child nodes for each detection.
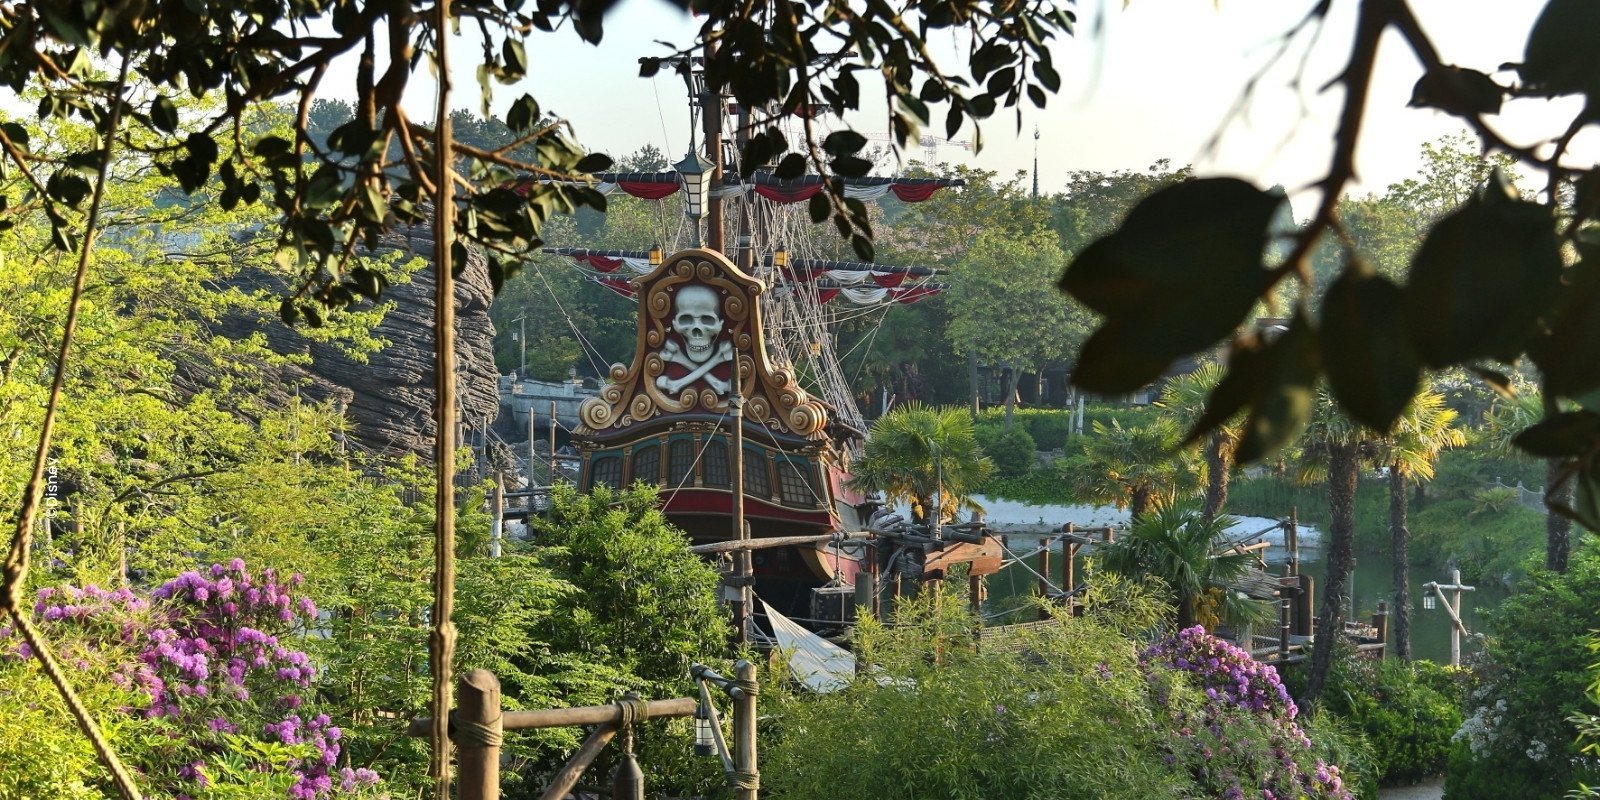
<box><xmin>572</xmin><ymin>247</ymin><xmax>869</xmax><ymax>625</ymax></box>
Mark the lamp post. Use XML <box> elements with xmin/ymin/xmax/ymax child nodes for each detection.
<box><xmin>676</xmin><ymin>148</ymin><xmax>714</xmax><ymax>247</ymax></box>
<box><xmin>510</xmin><ymin>312</ymin><xmax>527</xmax><ymax>376</ymax></box>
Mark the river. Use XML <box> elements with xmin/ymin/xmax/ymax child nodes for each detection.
<box><xmin>970</xmin><ymin>495</ymin><xmax>1507</xmax><ymax>665</ymax></box>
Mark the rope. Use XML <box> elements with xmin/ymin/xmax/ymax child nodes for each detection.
<box><xmin>996</xmin><ymin>539</ymin><xmax>1065</xmax><ymax>597</ymax></box>
<box><xmin>448</xmin><ymin>710</ymin><xmax>504</xmax><ymax>748</ymax></box>
<box><xmin>732</xmin><ymin>770</ymin><xmax>761</xmax><ymax>790</ymax></box>
<box><xmin>615</xmin><ymin>692</ymin><xmax>649</xmax><ymax>727</ymax></box>
<box><xmin>0</xmin><ymin>56</ymin><xmax>143</xmax><ymax>800</ymax></box>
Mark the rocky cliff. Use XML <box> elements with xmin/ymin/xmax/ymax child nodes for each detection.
<box><xmin>186</xmin><ymin>220</ymin><xmax>500</xmax><ymax>460</ymax></box>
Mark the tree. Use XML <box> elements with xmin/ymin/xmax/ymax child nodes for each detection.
<box><xmin>1063</xmin><ymin>418</ymin><xmax>1197</xmax><ymax>522</ymax></box>
<box><xmin>1052</xmin><ymin>160</ymin><xmax>1195</xmax><ymax>254</ymax></box>
<box><xmin>946</xmin><ymin>229</ymin><xmax>1086</xmax><ymax>429</ymax></box>
<box><xmin>1099</xmin><ymin>504</ymin><xmax>1266</xmax><ymax>630</ymax></box>
<box><xmin>848</xmin><ymin>402</ymin><xmax>995</xmax><ymax>524</ymax></box>
<box><xmin>1485</xmin><ymin>387</ymin><xmax>1575</xmax><ymax>573</ymax></box>
<box><xmin>1373</xmin><ymin>390</ymin><xmax>1464</xmax><ymax>661</ymax></box>
<box><xmin>1297</xmin><ymin>386</ymin><xmax>1363</xmax><ymax>708</ymax></box>
<box><xmin>1055</xmin><ymin>1</ymin><xmax>1600</xmax><ymax>547</ymax></box>
<box><xmin>1159</xmin><ymin>361</ymin><xmax>1239</xmax><ymax>522</ymax></box>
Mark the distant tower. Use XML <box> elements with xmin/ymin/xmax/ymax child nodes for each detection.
<box><xmin>1031</xmin><ymin>125</ymin><xmax>1040</xmax><ymax>201</ymax></box>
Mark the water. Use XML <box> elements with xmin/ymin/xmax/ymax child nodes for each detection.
<box><xmin>971</xmin><ymin>496</ymin><xmax>1506</xmax><ymax>664</ymax></box>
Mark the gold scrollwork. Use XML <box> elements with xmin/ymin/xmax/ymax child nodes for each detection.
<box><xmin>629</xmin><ymin>394</ymin><xmax>654</xmax><ymax>422</ymax></box>
<box><xmin>580</xmin><ymin>397</ymin><xmax>614</xmax><ymax>429</ymax></box>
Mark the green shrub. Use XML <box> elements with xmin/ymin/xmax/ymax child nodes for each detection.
<box><xmin>974</xmin><ymin>422</ymin><xmax>1037</xmax><ymax>478</ymax></box>
<box><xmin>763</xmin><ymin>581</ymin><xmax>1370</xmax><ymax>800</ymax></box>
<box><xmin>973</xmin><ymin>405</ymin><xmax>1166</xmax><ymax>451</ymax></box>
<box><xmin>1409</xmin><ymin>498</ymin><xmax>1543</xmax><ymax>584</ymax></box>
<box><xmin>1428</xmin><ymin>448</ymin><xmax>1544</xmax><ymax>505</ymax></box>
<box><xmin>976</xmin><ymin>407</ymin><xmax>1076</xmax><ymax>449</ymax></box>
<box><xmin>980</xmin><ymin>467</ymin><xmax>1075</xmax><ymax>505</ymax></box>
<box><xmin>1444</xmin><ymin>548</ymin><xmax>1600</xmax><ymax>798</ymax></box>
<box><xmin>1320</xmin><ymin>656</ymin><xmax>1464</xmax><ymax>785</ymax></box>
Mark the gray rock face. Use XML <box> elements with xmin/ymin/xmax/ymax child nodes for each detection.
<box><xmin>187</xmin><ymin>221</ymin><xmax>500</xmax><ymax>459</ymax></box>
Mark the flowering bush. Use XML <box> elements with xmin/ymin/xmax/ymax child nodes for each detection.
<box><xmin>0</xmin><ymin>562</ymin><xmax>385</xmax><ymax>799</ymax></box>
<box><xmin>1147</xmin><ymin>626</ymin><xmax>1360</xmax><ymax>800</ymax></box>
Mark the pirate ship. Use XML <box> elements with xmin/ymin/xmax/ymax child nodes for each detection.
<box><xmin>570</xmin><ymin>245</ymin><xmax>870</xmax><ymax>617</ymax></box>
<box><xmin>545</xmin><ymin>58</ymin><xmax>1002</xmax><ymax>629</ymax></box>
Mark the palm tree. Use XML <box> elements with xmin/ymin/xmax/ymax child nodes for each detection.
<box><xmin>1485</xmin><ymin>388</ymin><xmax>1573</xmax><ymax>573</ymax></box>
<box><xmin>1373</xmin><ymin>391</ymin><xmax>1465</xmax><ymax>661</ymax></box>
<box><xmin>848</xmin><ymin>402</ymin><xmax>995</xmax><ymax>524</ymax></box>
<box><xmin>1100</xmin><ymin>504</ymin><xmax>1269</xmax><ymax>630</ymax></box>
<box><xmin>1063</xmin><ymin>417</ymin><xmax>1198</xmax><ymax>522</ymax></box>
<box><xmin>1158</xmin><ymin>361</ymin><xmax>1241</xmax><ymax>522</ymax></box>
<box><xmin>1299</xmin><ymin>385</ymin><xmax>1364</xmax><ymax>708</ymax></box>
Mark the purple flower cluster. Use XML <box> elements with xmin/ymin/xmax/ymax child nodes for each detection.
<box><xmin>2</xmin><ymin>561</ymin><xmax>380</xmax><ymax>799</ymax></box>
<box><xmin>1145</xmin><ymin>626</ymin><xmax>1297</xmax><ymax>718</ymax></box>
<box><xmin>1146</xmin><ymin>626</ymin><xmax>1354</xmax><ymax>800</ymax></box>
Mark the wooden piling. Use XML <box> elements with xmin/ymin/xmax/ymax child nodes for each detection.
<box><xmin>733</xmin><ymin>660</ymin><xmax>759</xmax><ymax>800</ymax></box>
<box><xmin>1372</xmin><ymin>600</ymin><xmax>1389</xmax><ymax>657</ymax></box>
<box><xmin>1038</xmin><ymin>546</ymin><xmax>1052</xmax><ymax>621</ymax></box>
<box><xmin>490</xmin><ymin>473</ymin><xmax>504</xmax><ymax>558</ymax></box>
<box><xmin>456</xmin><ymin>669</ymin><xmax>502</xmax><ymax>800</ymax></box>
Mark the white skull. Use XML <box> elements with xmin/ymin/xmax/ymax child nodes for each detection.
<box><xmin>672</xmin><ymin>285</ymin><xmax>722</xmax><ymax>363</ymax></box>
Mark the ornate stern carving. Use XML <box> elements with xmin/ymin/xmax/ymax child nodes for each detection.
<box><xmin>578</xmin><ymin>248</ymin><xmax>829</xmax><ymax>438</ymax></box>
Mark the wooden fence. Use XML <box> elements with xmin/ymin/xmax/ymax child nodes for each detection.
<box><xmin>408</xmin><ymin>661</ymin><xmax>758</xmax><ymax>800</ymax></box>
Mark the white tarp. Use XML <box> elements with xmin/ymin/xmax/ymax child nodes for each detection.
<box><xmin>760</xmin><ymin>598</ymin><xmax>855</xmax><ymax>693</ymax></box>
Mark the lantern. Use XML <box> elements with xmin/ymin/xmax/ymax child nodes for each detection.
<box><xmin>694</xmin><ymin>696</ymin><xmax>716</xmax><ymax>757</ymax></box>
<box><xmin>675</xmin><ymin>150</ymin><xmax>714</xmax><ymax>238</ymax></box>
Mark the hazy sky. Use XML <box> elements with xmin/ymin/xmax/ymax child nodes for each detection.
<box><xmin>364</xmin><ymin>0</ymin><xmax>1583</xmax><ymax>203</ymax></box>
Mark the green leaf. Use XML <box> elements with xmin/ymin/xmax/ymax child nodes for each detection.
<box><xmin>808</xmin><ymin>191</ymin><xmax>829</xmax><ymax>224</ymax></box>
<box><xmin>1519</xmin><ymin>0</ymin><xmax>1600</xmax><ymax>97</ymax></box>
<box><xmin>1178</xmin><ymin>335</ymin><xmax>1268</xmax><ymax>448</ymax></box>
<box><xmin>1513</xmin><ymin>411</ymin><xmax>1600</xmax><ymax>458</ymax></box>
<box><xmin>822</xmin><ymin>130</ymin><xmax>868</xmax><ymax>157</ymax></box>
<box><xmin>1402</xmin><ymin>193</ymin><xmax>1562</xmax><ymax>366</ymax></box>
<box><xmin>1467</xmin><ymin>366</ymin><xmax>1518</xmax><ymax>399</ymax></box>
<box><xmin>502</xmin><ymin>38</ymin><xmax>527</xmax><ymax>77</ymax></box>
<box><xmin>774</xmin><ymin>153</ymin><xmax>807</xmax><ymax>180</ymax></box>
<box><xmin>573</xmin><ymin>152</ymin><xmax>613</xmax><ymax>173</ymax></box>
<box><xmin>506</xmin><ymin>94</ymin><xmax>540</xmax><ymax>133</ymax></box>
<box><xmin>1408</xmin><ymin>66</ymin><xmax>1504</xmax><ymax>116</ymax></box>
<box><xmin>46</xmin><ymin>169</ymin><xmax>91</xmax><ymax>207</ymax></box>
<box><xmin>1032</xmin><ymin>61</ymin><xmax>1061</xmax><ymax>92</ymax></box>
<box><xmin>253</xmin><ymin>136</ymin><xmax>291</xmax><ymax>158</ymax></box>
<box><xmin>831</xmin><ymin>155</ymin><xmax>872</xmax><ymax>178</ymax></box>
<box><xmin>0</xmin><ymin>122</ymin><xmax>28</xmax><ymax>149</ymax></box>
<box><xmin>359</xmin><ymin>182</ymin><xmax>386</xmax><ymax>224</ymax></box>
<box><xmin>1061</xmin><ymin>178</ymin><xmax>1282</xmax><ymax>391</ymax></box>
<box><xmin>850</xmin><ymin>234</ymin><xmax>874</xmax><ymax>262</ymax></box>
<box><xmin>1570</xmin><ymin>463</ymin><xmax>1600</xmax><ymax>532</ymax></box>
<box><xmin>1530</xmin><ymin>257</ymin><xmax>1600</xmax><ymax>399</ymax></box>
<box><xmin>1319</xmin><ymin>264</ymin><xmax>1421</xmax><ymax>432</ymax></box>
<box><xmin>1234</xmin><ymin>314</ymin><xmax>1321</xmax><ymax>464</ymax></box>
<box><xmin>184</xmin><ymin>131</ymin><xmax>219</xmax><ymax>165</ymax></box>
<box><xmin>150</xmin><ymin>95</ymin><xmax>179</xmax><ymax>133</ymax></box>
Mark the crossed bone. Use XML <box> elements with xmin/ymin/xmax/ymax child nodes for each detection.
<box><xmin>656</xmin><ymin>338</ymin><xmax>733</xmax><ymax>395</ymax></box>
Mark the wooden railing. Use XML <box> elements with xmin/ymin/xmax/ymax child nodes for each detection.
<box><xmin>408</xmin><ymin>661</ymin><xmax>758</xmax><ymax>800</ymax></box>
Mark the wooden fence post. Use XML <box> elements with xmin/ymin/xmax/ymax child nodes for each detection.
<box><xmin>1371</xmin><ymin>600</ymin><xmax>1389</xmax><ymax>657</ymax></box>
<box><xmin>456</xmin><ymin>669</ymin><xmax>502</xmax><ymax>800</ymax></box>
<box><xmin>733</xmin><ymin>660</ymin><xmax>759</xmax><ymax>800</ymax></box>
<box><xmin>1037</xmin><ymin>545</ymin><xmax>1052</xmax><ymax>621</ymax></box>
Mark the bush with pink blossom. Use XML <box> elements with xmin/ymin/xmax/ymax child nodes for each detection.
<box><xmin>1146</xmin><ymin>626</ymin><xmax>1372</xmax><ymax>800</ymax></box>
<box><xmin>0</xmin><ymin>562</ymin><xmax>386</xmax><ymax>800</ymax></box>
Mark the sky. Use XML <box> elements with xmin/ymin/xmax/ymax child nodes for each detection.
<box><xmin>350</xmin><ymin>0</ymin><xmax>1585</xmax><ymax>205</ymax></box>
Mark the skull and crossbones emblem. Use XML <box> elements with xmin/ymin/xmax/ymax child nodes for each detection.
<box><xmin>656</xmin><ymin>284</ymin><xmax>733</xmax><ymax>395</ymax></box>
